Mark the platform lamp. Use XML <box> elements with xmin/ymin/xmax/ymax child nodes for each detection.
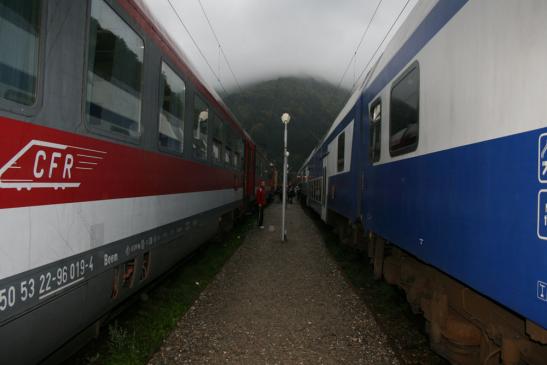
<box><xmin>281</xmin><ymin>112</ymin><xmax>291</xmax><ymax>242</ymax></box>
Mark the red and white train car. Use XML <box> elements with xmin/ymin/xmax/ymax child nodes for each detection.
<box><xmin>0</xmin><ymin>0</ymin><xmax>259</xmax><ymax>363</ymax></box>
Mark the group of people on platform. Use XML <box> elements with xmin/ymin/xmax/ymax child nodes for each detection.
<box><xmin>255</xmin><ymin>182</ymin><xmax>301</xmax><ymax>228</ymax></box>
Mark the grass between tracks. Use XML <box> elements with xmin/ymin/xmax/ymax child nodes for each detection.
<box><xmin>310</xmin><ymin>211</ymin><xmax>447</xmax><ymax>365</ymax></box>
<box><xmin>71</xmin><ymin>215</ymin><xmax>254</xmax><ymax>365</ymax></box>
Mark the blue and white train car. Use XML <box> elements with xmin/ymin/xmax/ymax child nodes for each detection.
<box><xmin>301</xmin><ymin>1</ymin><xmax>547</xmax><ymax>363</ymax></box>
<box><xmin>301</xmin><ymin>92</ymin><xmax>363</xmax><ymax>226</ymax></box>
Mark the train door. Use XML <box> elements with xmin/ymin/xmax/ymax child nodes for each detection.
<box><xmin>321</xmin><ymin>157</ymin><xmax>328</xmax><ymax>221</ymax></box>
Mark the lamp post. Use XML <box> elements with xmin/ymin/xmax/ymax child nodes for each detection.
<box><xmin>281</xmin><ymin>112</ymin><xmax>291</xmax><ymax>241</ymax></box>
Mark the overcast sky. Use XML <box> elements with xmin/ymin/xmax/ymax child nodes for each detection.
<box><xmin>139</xmin><ymin>0</ymin><xmax>418</xmax><ymax>93</ymax></box>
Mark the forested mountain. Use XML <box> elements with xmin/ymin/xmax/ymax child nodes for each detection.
<box><xmin>224</xmin><ymin>77</ymin><xmax>349</xmax><ymax>172</ymax></box>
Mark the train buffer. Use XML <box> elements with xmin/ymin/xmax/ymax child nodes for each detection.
<box><xmin>148</xmin><ymin>202</ymin><xmax>398</xmax><ymax>364</ymax></box>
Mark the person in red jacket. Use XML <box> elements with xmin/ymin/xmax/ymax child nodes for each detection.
<box><xmin>256</xmin><ymin>181</ymin><xmax>266</xmax><ymax>228</ymax></box>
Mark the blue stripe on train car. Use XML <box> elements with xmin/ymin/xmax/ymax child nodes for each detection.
<box><xmin>358</xmin><ymin>0</ymin><xmax>547</xmax><ymax>329</ymax></box>
<box><xmin>365</xmin><ymin>127</ymin><xmax>547</xmax><ymax>330</ymax></box>
<box><xmin>328</xmin><ymin>171</ymin><xmax>357</xmax><ymax>219</ymax></box>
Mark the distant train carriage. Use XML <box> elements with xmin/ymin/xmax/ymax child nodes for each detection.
<box><xmin>301</xmin><ymin>0</ymin><xmax>547</xmax><ymax>363</ymax></box>
<box><xmin>0</xmin><ymin>0</ymin><xmax>259</xmax><ymax>363</ymax></box>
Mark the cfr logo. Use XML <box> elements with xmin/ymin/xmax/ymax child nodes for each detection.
<box><xmin>33</xmin><ymin>150</ymin><xmax>74</xmax><ymax>179</ymax></box>
<box><xmin>0</xmin><ymin>140</ymin><xmax>106</xmax><ymax>191</ymax></box>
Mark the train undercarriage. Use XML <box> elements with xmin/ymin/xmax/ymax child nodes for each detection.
<box><xmin>360</xmin><ymin>230</ymin><xmax>547</xmax><ymax>365</ymax></box>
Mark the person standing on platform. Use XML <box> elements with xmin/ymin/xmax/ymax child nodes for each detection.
<box><xmin>256</xmin><ymin>181</ymin><xmax>266</xmax><ymax>228</ymax></box>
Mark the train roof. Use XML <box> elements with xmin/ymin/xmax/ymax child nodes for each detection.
<box><xmin>130</xmin><ymin>0</ymin><xmax>254</xmax><ymax>144</ymax></box>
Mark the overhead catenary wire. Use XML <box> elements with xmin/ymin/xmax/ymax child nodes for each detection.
<box><xmin>197</xmin><ymin>0</ymin><xmax>244</xmax><ymax>93</ymax></box>
<box><xmin>336</xmin><ymin>0</ymin><xmax>384</xmax><ymax>90</ymax></box>
<box><xmin>218</xmin><ymin>45</ymin><xmax>221</xmax><ymax>80</ymax></box>
<box><xmin>162</xmin><ymin>0</ymin><xmax>249</xmax><ymax>137</ymax></box>
<box><xmin>166</xmin><ymin>0</ymin><xmax>228</xmax><ymax>95</ymax></box>
<box><xmin>354</xmin><ymin>0</ymin><xmax>412</xmax><ymax>90</ymax></box>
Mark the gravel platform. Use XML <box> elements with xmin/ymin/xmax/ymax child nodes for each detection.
<box><xmin>148</xmin><ymin>202</ymin><xmax>399</xmax><ymax>364</ymax></box>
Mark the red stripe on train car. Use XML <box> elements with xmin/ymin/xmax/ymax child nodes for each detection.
<box><xmin>0</xmin><ymin>117</ymin><xmax>243</xmax><ymax>209</ymax></box>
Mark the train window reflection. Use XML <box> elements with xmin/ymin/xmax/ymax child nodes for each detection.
<box><xmin>0</xmin><ymin>0</ymin><xmax>41</xmax><ymax>105</ymax></box>
<box><xmin>212</xmin><ymin>139</ymin><xmax>221</xmax><ymax>161</ymax></box>
<box><xmin>226</xmin><ymin>129</ymin><xmax>236</xmax><ymax>167</ymax></box>
<box><xmin>390</xmin><ymin>63</ymin><xmax>419</xmax><ymax>156</ymax></box>
<box><xmin>233</xmin><ymin>152</ymin><xmax>239</xmax><ymax>168</ymax></box>
<box><xmin>369</xmin><ymin>99</ymin><xmax>381</xmax><ymax>163</ymax></box>
<box><xmin>224</xmin><ymin>146</ymin><xmax>232</xmax><ymax>164</ymax></box>
<box><xmin>212</xmin><ymin>116</ymin><xmax>225</xmax><ymax>163</ymax></box>
<box><xmin>192</xmin><ymin>96</ymin><xmax>208</xmax><ymax>160</ymax></box>
<box><xmin>86</xmin><ymin>0</ymin><xmax>144</xmax><ymax>139</ymax></box>
<box><xmin>159</xmin><ymin>62</ymin><xmax>185</xmax><ymax>153</ymax></box>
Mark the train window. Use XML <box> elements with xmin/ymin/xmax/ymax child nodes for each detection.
<box><xmin>211</xmin><ymin>115</ymin><xmax>228</xmax><ymax>163</ymax></box>
<box><xmin>212</xmin><ymin>138</ymin><xmax>221</xmax><ymax>161</ymax></box>
<box><xmin>337</xmin><ymin>132</ymin><xmax>345</xmax><ymax>172</ymax></box>
<box><xmin>225</xmin><ymin>128</ymin><xmax>233</xmax><ymax>166</ymax></box>
<box><xmin>158</xmin><ymin>62</ymin><xmax>186</xmax><ymax>154</ymax></box>
<box><xmin>369</xmin><ymin>99</ymin><xmax>381</xmax><ymax>163</ymax></box>
<box><xmin>238</xmin><ymin>139</ymin><xmax>244</xmax><ymax>170</ymax></box>
<box><xmin>224</xmin><ymin>146</ymin><xmax>232</xmax><ymax>165</ymax></box>
<box><xmin>211</xmin><ymin>116</ymin><xmax>225</xmax><ymax>163</ymax></box>
<box><xmin>390</xmin><ymin>63</ymin><xmax>419</xmax><ymax>156</ymax></box>
<box><xmin>192</xmin><ymin>96</ymin><xmax>208</xmax><ymax>160</ymax></box>
<box><xmin>0</xmin><ymin>0</ymin><xmax>41</xmax><ymax>105</ymax></box>
<box><xmin>233</xmin><ymin>152</ymin><xmax>239</xmax><ymax>168</ymax></box>
<box><xmin>86</xmin><ymin>0</ymin><xmax>144</xmax><ymax>139</ymax></box>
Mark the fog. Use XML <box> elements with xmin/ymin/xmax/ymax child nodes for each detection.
<box><xmin>140</xmin><ymin>0</ymin><xmax>417</xmax><ymax>93</ymax></box>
